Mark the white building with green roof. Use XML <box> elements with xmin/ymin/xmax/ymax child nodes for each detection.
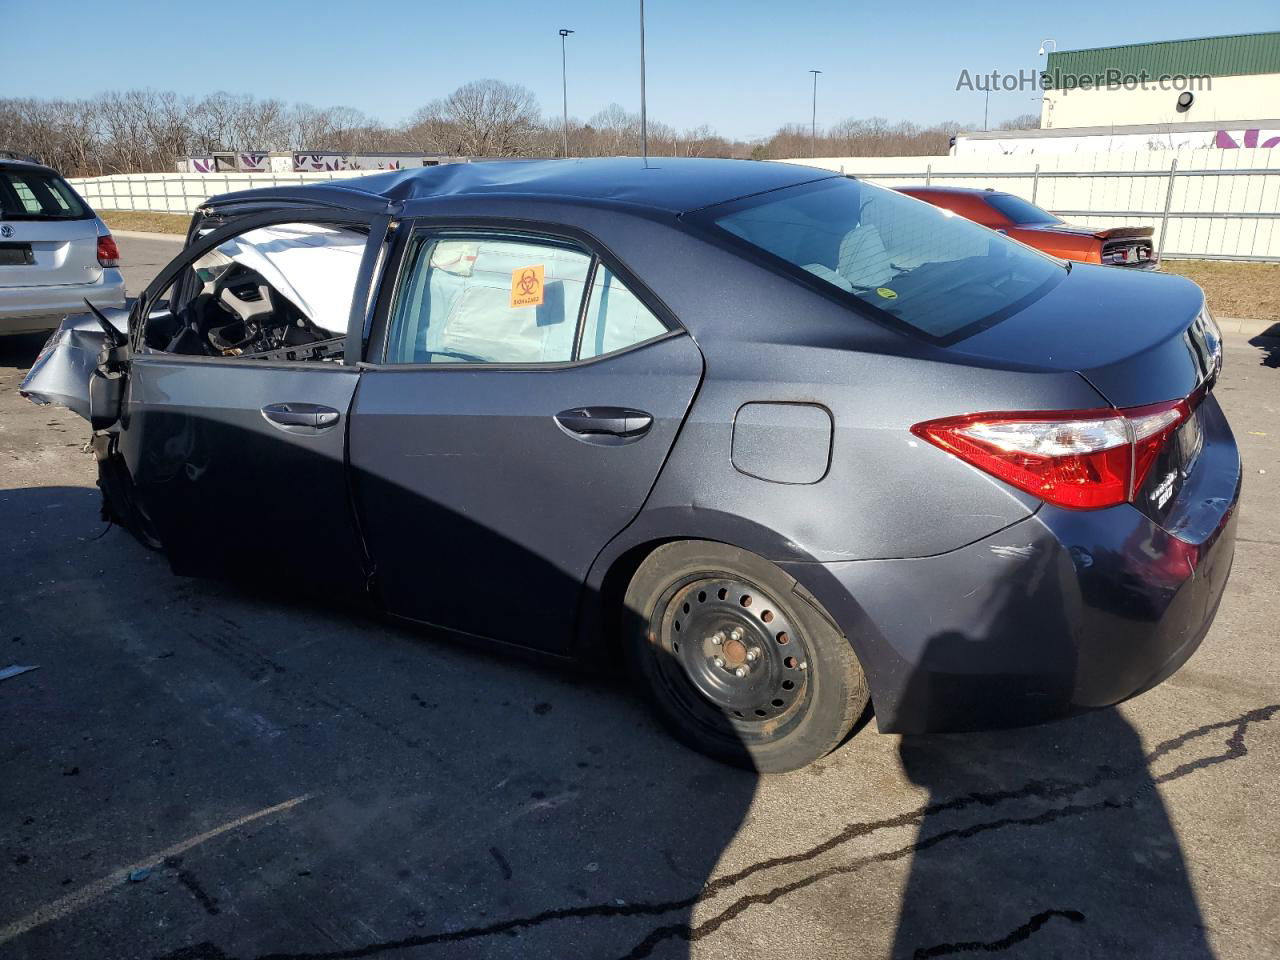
<box><xmin>1041</xmin><ymin>31</ymin><xmax>1280</xmax><ymax>131</ymax></box>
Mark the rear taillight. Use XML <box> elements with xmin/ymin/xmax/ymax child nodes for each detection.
<box><xmin>912</xmin><ymin>399</ymin><xmax>1190</xmax><ymax>510</ymax></box>
<box><xmin>96</xmin><ymin>234</ymin><xmax>120</xmax><ymax>267</ymax></box>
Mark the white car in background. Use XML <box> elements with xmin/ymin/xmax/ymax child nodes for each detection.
<box><xmin>0</xmin><ymin>155</ymin><xmax>125</xmax><ymax>335</ymax></box>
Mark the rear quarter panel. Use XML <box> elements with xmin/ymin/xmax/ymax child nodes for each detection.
<box><xmin>506</xmin><ymin>202</ymin><xmax>1112</xmax><ymax>567</ymax></box>
<box><xmin>638</xmin><ymin>339</ymin><xmax>1105</xmax><ymax>564</ymax></box>
<box><xmin>1012</xmin><ymin>226</ymin><xmax>1100</xmax><ymax>263</ymax></box>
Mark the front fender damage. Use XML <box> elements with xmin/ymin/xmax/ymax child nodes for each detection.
<box><xmin>19</xmin><ymin>306</ymin><xmax>130</xmax><ymax>420</ymax></box>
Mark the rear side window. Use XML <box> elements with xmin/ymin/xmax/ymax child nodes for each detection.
<box><xmin>0</xmin><ymin>169</ymin><xmax>90</xmax><ymax>220</ymax></box>
<box><xmin>985</xmin><ymin>193</ymin><xmax>1062</xmax><ymax>226</ymax></box>
<box><xmin>704</xmin><ymin>177</ymin><xmax>1064</xmax><ymax>341</ymax></box>
<box><xmin>383</xmin><ymin>234</ymin><xmax>670</xmax><ymax>365</ymax></box>
<box><xmin>579</xmin><ymin>267</ymin><xmax>667</xmax><ymax>359</ymax></box>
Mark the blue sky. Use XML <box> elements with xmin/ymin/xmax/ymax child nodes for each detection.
<box><xmin>10</xmin><ymin>1</ymin><xmax>1277</xmax><ymax>138</ymax></box>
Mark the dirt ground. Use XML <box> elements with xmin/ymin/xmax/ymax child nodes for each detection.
<box><xmin>1161</xmin><ymin>259</ymin><xmax>1280</xmax><ymax>322</ymax></box>
<box><xmin>100</xmin><ymin>210</ymin><xmax>190</xmax><ymax>235</ymax></box>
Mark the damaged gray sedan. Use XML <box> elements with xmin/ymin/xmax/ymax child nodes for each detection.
<box><xmin>22</xmin><ymin>158</ymin><xmax>1240</xmax><ymax>772</ymax></box>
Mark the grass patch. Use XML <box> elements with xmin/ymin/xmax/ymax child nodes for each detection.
<box><xmin>99</xmin><ymin>210</ymin><xmax>191</xmax><ymax>235</ymax></box>
<box><xmin>1161</xmin><ymin>260</ymin><xmax>1280</xmax><ymax>322</ymax></box>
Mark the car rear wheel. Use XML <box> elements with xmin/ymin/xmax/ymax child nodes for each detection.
<box><xmin>624</xmin><ymin>540</ymin><xmax>869</xmax><ymax>773</ymax></box>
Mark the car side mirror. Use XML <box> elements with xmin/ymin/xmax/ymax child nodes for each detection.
<box><xmin>88</xmin><ymin>369</ymin><xmax>125</xmax><ymax>431</ymax></box>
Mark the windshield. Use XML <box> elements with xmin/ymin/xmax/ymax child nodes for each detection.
<box><xmin>706</xmin><ymin>177</ymin><xmax>1064</xmax><ymax>340</ymax></box>
<box><xmin>0</xmin><ymin>168</ymin><xmax>91</xmax><ymax>220</ymax></box>
<box><xmin>986</xmin><ymin>193</ymin><xmax>1062</xmax><ymax>226</ymax></box>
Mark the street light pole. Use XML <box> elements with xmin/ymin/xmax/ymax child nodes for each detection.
<box><xmin>639</xmin><ymin>0</ymin><xmax>648</xmax><ymax>159</ymax></box>
<box><xmin>559</xmin><ymin>29</ymin><xmax>574</xmax><ymax>158</ymax></box>
<box><xmin>1037</xmin><ymin>39</ymin><xmax>1056</xmax><ymax>129</ymax></box>
<box><xmin>809</xmin><ymin>69</ymin><xmax>822</xmax><ymax>157</ymax></box>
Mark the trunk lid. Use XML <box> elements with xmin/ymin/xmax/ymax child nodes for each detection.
<box><xmin>0</xmin><ymin>218</ymin><xmax>103</xmax><ymax>289</ymax></box>
<box><xmin>950</xmin><ymin>263</ymin><xmax>1213</xmax><ymax>407</ymax></box>
<box><xmin>1</xmin><ymin>163</ymin><xmax>104</xmax><ymax>288</ymax></box>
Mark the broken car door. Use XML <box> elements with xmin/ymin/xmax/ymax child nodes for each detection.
<box><xmin>115</xmin><ymin>210</ymin><xmax>387</xmax><ymax>591</ymax></box>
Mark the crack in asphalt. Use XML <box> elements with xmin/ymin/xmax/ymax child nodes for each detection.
<box><xmin>911</xmin><ymin>908</ymin><xmax>1086</xmax><ymax>958</ymax></box>
<box><xmin>153</xmin><ymin>704</ymin><xmax>1279</xmax><ymax>960</ymax></box>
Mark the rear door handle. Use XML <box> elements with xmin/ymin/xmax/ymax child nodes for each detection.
<box><xmin>555</xmin><ymin>407</ymin><xmax>653</xmax><ymax>441</ymax></box>
<box><xmin>262</xmin><ymin>402</ymin><xmax>341</xmax><ymax>431</ymax></box>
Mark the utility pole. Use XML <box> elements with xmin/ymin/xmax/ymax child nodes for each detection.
<box><xmin>639</xmin><ymin>0</ymin><xmax>648</xmax><ymax>159</ymax></box>
<box><xmin>559</xmin><ymin>29</ymin><xmax>574</xmax><ymax>157</ymax></box>
<box><xmin>809</xmin><ymin>69</ymin><xmax>822</xmax><ymax>157</ymax></box>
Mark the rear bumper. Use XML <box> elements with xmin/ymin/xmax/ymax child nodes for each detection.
<box><xmin>784</xmin><ymin>399</ymin><xmax>1241</xmax><ymax>734</ymax></box>
<box><xmin>0</xmin><ymin>269</ymin><xmax>125</xmax><ymax>334</ymax></box>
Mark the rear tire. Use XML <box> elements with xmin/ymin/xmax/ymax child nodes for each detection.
<box><xmin>624</xmin><ymin>540</ymin><xmax>869</xmax><ymax>773</ymax></box>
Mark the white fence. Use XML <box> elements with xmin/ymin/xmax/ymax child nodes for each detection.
<box><xmin>783</xmin><ymin>147</ymin><xmax>1280</xmax><ymax>262</ymax></box>
<box><xmin>67</xmin><ymin>170</ymin><xmax>390</xmax><ymax>216</ymax></box>
<box><xmin>71</xmin><ymin>148</ymin><xmax>1280</xmax><ymax>261</ymax></box>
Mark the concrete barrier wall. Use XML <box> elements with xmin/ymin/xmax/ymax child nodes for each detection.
<box><xmin>779</xmin><ymin>147</ymin><xmax>1280</xmax><ymax>261</ymax></box>
<box><xmin>71</xmin><ymin>150</ymin><xmax>1280</xmax><ymax>260</ymax></box>
<box><xmin>67</xmin><ymin>170</ymin><xmax>389</xmax><ymax>216</ymax></box>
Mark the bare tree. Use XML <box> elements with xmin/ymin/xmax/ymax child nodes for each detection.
<box><xmin>2</xmin><ymin>80</ymin><xmax>988</xmax><ymax>176</ymax></box>
<box><xmin>407</xmin><ymin>80</ymin><xmax>541</xmax><ymax>157</ymax></box>
<box><xmin>999</xmin><ymin>113</ymin><xmax>1040</xmax><ymax>131</ymax></box>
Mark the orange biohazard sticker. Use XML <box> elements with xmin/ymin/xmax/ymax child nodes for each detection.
<box><xmin>510</xmin><ymin>265</ymin><xmax>545</xmax><ymax>307</ymax></box>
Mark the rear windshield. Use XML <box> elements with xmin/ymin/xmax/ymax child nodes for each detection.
<box><xmin>0</xmin><ymin>169</ymin><xmax>91</xmax><ymax>220</ymax></box>
<box><xmin>705</xmin><ymin>177</ymin><xmax>1064</xmax><ymax>341</ymax></box>
<box><xmin>986</xmin><ymin>193</ymin><xmax>1061</xmax><ymax>226</ymax></box>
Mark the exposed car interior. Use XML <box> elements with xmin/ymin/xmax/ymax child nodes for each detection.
<box><xmin>144</xmin><ymin>222</ymin><xmax>366</xmax><ymax>361</ymax></box>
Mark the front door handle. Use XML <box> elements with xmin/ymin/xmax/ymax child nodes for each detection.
<box><xmin>555</xmin><ymin>407</ymin><xmax>653</xmax><ymax>442</ymax></box>
<box><xmin>262</xmin><ymin>402</ymin><xmax>341</xmax><ymax>432</ymax></box>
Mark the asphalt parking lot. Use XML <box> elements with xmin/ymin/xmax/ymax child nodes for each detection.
<box><xmin>1</xmin><ymin>236</ymin><xmax>1278</xmax><ymax>960</ymax></box>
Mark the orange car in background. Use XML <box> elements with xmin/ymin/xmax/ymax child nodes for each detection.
<box><xmin>897</xmin><ymin>186</ymin><xmax>1158</xmax><ymax>269</ymax></box>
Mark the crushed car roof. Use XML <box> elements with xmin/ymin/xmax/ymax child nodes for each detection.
<box><xmin>205</xmin><ymin>157</ymin><xmax>839</xmax><ymax>217</ymax></box>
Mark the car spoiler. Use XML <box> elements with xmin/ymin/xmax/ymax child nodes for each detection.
<box><xmin>1094</xmin><ymin>226</ymin><xmax>1154</xmax><ymax>241</ymax></box>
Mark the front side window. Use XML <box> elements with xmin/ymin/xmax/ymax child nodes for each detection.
<box><xmin>704</xmin><ymin>177</ymin><xmax>1064</xmax><ymax>341</ymax></box>
<box><xmin>384</xmin><ymin>234</ymin><xmax>670</xmax><ymax>365</ymax></box>
<box><xmin>144</xmin><ymin>221</ymin><xmax>366</xmax><ymax>361</ymax></box>
<box><xmin>0</xmin><ymin>169</ymin><xmax>89</xmax><ymax>220</ymax></box>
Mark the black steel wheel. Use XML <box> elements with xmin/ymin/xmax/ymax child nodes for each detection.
<box><xmin>625</xmin><ymin>541</ymin><xmax>869</xmax><ymax>772</ymax></box>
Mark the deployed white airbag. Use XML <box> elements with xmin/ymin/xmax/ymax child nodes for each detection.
<box><xmin>212</xmin><ymin>223</ymin><xmax>365</xmax><ymax>334</ymax></box>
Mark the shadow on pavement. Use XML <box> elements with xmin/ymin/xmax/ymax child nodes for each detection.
<box><xmin>1247</xmin><ymin>331</ymin><xmax>1280</xmax><ymax>368</ymax></box>
<box><xmin>0</xmin><ymin>484</ymin><xmax>758</xmax><ymax>960</ymax></box>
<box><xmin>0</xmin><ymin>331</ymin><xmax>52</xmax><ymax>373</ymax></box>
<box><xmin>888</xmin><ymin>540</ymin><xmax>1216</xmax><ymax>958</ymax></box>
<box><xmin>892</xmin><ymin>709</ymin><xmax>1215</xmax><ymax>959</ymax></box>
